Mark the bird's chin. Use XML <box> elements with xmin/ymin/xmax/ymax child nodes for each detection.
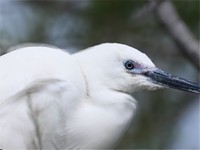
<box><xmin>130</xmin><ymin>84</ymin><xmax>163</xmax><ymax>93</ymax></box>
<box><xmin>145</xmin><ymin>84</ymin><xmax>164</xmax><ymax>91</ymax></box>
<box><xmin>140</xmin><ymin>78</ymin><xmax>164</xmax><ymax>91</ymax></box>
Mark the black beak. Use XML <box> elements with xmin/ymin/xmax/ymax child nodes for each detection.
<box><xmin>144</xmin><ymin>69</ymin><xmax>200</xmax><ymax>94</ymax></box>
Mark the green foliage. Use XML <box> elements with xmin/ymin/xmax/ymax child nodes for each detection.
<box><xmin>85</xmin><ymin>0</ymin><xmax>145</xmax><ymax>27</ymax></box>
<box><xmin>173</xmin><ymin>0</ymin><xmax>200</xmax><ymax>38</ymax></box>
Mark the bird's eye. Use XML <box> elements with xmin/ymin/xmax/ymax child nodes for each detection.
<box><xmin>124</xmin><ymin>60</ymin><xmax>135</xmax><ymax>70</ymax></box>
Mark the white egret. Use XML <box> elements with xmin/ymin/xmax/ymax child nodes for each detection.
<box><xmin>0</xmin><ymin>43</ymin><xmax>199</xmax><ymax>149</ymax></box>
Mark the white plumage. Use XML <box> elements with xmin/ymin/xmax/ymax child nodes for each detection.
<box><xmin>0</xmin><ymin>43</ymin><xmax>199</xmax><ymax>149</ymax></box>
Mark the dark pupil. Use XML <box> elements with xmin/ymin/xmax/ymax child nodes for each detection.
<box><xmin>127</xmin><ymin>63</ymin><xmax>132</xmax><ymax>68</ymax></box>
<box><xmin>125</xmin><ymin>61</ymin><xmax>134</xmax><ymax>70</ymax></box>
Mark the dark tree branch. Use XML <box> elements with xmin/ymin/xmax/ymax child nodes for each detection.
<box><xmin>131</xmin><ymin>1</ymin><xmax>156</xmax><ymax>20</ymax></box>
<box><xmin>149</xmin><ymin>0</ymin><xmax>200</xmax><ymax>70</ymax></box>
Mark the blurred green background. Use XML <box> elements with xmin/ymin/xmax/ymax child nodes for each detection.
<box><xmin>0</xmin><ymin>0</ymin><xmax>199</xmax><ymax>149</ymax></box>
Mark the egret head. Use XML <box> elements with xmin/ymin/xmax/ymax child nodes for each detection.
<box><xmin>75</xmin><ymin>43</ymin><xmax>200</xmax><ymax>94</ymax></box>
